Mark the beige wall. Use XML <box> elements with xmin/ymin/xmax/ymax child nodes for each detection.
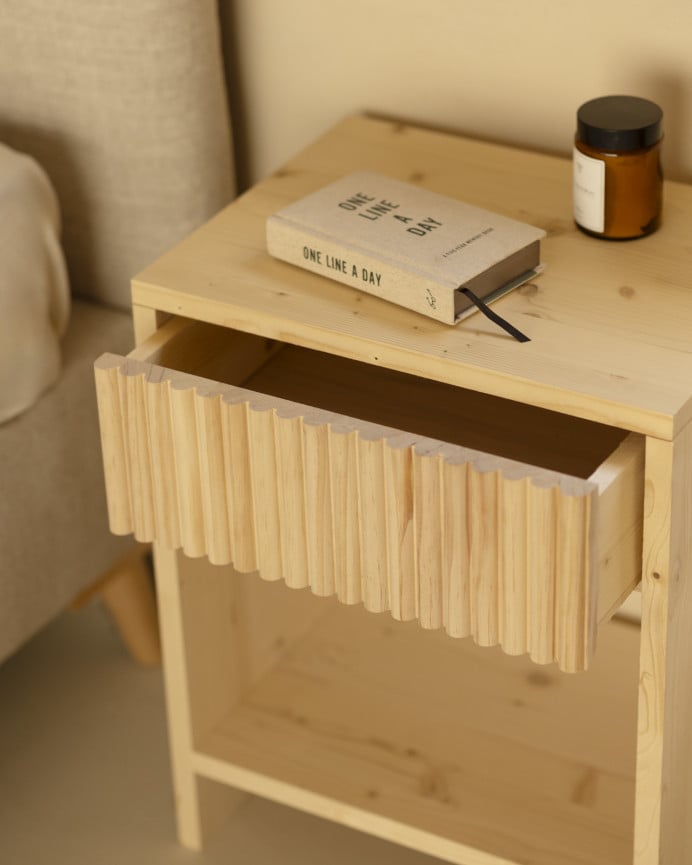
<box><xmin>223</xmin><ymin>0</ymin><xmax>691</xmax><ymax>188</ymax></box>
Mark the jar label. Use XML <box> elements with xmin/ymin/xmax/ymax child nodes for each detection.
<box><xmin>573</xmin><ymin>147</ymin><xmax>605</xmax><ymax>233</ymax></box>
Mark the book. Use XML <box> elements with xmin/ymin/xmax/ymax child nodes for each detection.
<box><xmin>266</xmin><ymin>171</ymin><xmax>546</xmax><ymax>326</ymax></box>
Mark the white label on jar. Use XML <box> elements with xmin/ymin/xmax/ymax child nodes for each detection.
<box><xmin>573</xmin><ymin>147</ymin><xmax>605</xmax><ymax>233</ymax></box>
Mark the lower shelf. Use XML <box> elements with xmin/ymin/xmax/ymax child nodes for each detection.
<box><xmin>193</xmin><ymin>596</ymin><xmax>638</xmax><ymax>865</ymax></box>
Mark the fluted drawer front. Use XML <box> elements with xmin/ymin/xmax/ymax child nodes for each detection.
<box><xmin>95</xmin><ymin>321</ymin><xmax>644</xmax><ymax>672</ymax></box>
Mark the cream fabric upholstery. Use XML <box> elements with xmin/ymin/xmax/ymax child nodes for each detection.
<box><xmin>0</xmin><ymin>1</ymin><xmax>235</xmax><ymax>661</ymax></box>
<box><xmin>0</xmin><ymin>143</ymin><xmax>70</xmax><ymax>423</ymax></box>
<box><xmin>0</xmin><ymin>0</ymin><xmax>234</xmax><ymax>309</ymax></box>
<box><xmin>0</xmin><ymin>302</ymin><xmax>134</xmax><ymax>661</ymax></box>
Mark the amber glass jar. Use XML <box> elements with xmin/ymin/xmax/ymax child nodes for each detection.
<box><xmin>573</xmin><ymin>95</ymin><xmax>663</xmax><ymax>239</ymax></box>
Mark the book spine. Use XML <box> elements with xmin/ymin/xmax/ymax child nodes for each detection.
<box><xmin>266</xmin><ymin>216</ymin><xmax>456</xmax><ymax>324</ymax></box>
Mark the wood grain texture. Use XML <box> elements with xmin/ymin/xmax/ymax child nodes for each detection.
<box><xmin>634</xmin><ymin>424</ymin><xmax>692</xmax><ymax>865</ymax></box>
<box><xmin>132</xmin><ymin>116</ymin><xmax>692</xmax><ymax>439</ymax></box>
<box><xmin>73</xmin><ymin>542</ymin><xmax>161</xmax><ymax>667</ymax></box>
<box><xmin>152</xmin><ymin>545</ymin><xmax>246</xmax><ymax>850</ymax></box>
<box><xmin>248</xmin><ymin>407</ymin><xmax>282</xmax><ymax>581</ymax></box>
<box><xmin>94</xmin><ymin>343</ymin><xmax>643</xmax><ymax>672</ymax></box>
<box><xmin>384</xmin><ymin>438</ymin><xmax>417</xmax><ymax>621</ymax></box>
<box><xmin>330</xmin><ymin>428</ymin><xmax>363</xmax><ymax>605</ymax></box>
<box><xmin>116</xmin><ymin>118</ymin><xmax>692</xmax><ymax>865</ymax></box>
<box><xmin>152</xmin><ymin>547</ymin><xmax>329</xmax><ymax>850</ymax></box>
<box><xmin>303</xmin><ymin>421</ymin><xmax>336</xmax><ymax>596</ymax></box>
<box><xmin>94</xmin><ymin>363</ymin><xmax>133</xmax><ymax>535</ymax></box>
<box><xmin>221</xmin><ymin>401</ymin><xmax>258</xmax><ymax>573</ymax></box>
<box><xmin>194</xmin><ymin>592</ymin><xmax>639</xmax><ymax>865</ymax></box>
<box><xmin>498</xmin><ymin>476</ymin><xmax>527</xmax><ymax>656</ymax></box>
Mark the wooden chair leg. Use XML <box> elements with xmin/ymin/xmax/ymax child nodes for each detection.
<box><xmin>615</xmin><ymin>586</ymin><xmax>642</xmax><ymax>624</ymax></box>
<box><xmin>72</xmin><ymin>544</ymin><xmax>161</xmax><ymax>666</ymax></box>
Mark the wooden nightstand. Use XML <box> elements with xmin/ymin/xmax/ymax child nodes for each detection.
<box><xmin>95</xmin><ymin>116</ymin><xmax>692</xmax><ymax>865</ymax></box>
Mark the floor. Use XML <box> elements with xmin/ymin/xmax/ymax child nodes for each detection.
<box><xmin>0</xmin><ymin>600</ymin><xmax>439</xmax><ymax>865</ymax></box>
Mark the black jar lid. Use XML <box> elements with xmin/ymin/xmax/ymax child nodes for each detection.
<box><xmin>577</xmin><ymin>95</ymin><xmax>663</xmax><ymax>151</ymax></box>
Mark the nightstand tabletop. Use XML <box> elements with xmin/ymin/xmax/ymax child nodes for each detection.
<box><xmin>133</xmin><ymin>115</ymin><xmax>692</xmax><ymax>438</ymax></box>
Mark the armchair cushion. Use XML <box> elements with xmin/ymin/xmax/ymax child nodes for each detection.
<box><xmin>0</xmin><ymin>0</ymin><xmax>235</xmax><ymax>663</ymax></box>
<box><xmin>0</xmin><ymin>300</ymin><xmax>134</xmax><ymax>662</ymax></box>
<box><xmin>0</xmin><ymin>142</ymin><xmax>70</xmax><ymax>424</ymax></box>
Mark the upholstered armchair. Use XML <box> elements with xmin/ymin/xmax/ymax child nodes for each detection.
<box><xmin>0</xmin><ymin>1</ymin><xmax>235</xmax><ymax>663</ymax></box>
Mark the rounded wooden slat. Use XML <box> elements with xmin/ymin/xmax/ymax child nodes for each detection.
<box><xmin>146</xmin><ymin>378</ymin><xmax>181</xmax><ymax>551</ymax></box>
<box><xmin>170</xmin><ymin>385</ymin><xmax>206</xmax><ymax>558</ymax></box>
<box><xmin>94</xmin><ymin>361</ymin><xmax>134</xmax><ymax>536</ymax></box>
<box><xmin>527</xmin><ymin>484</ymin><xmax>557</xmax><ymax>665</ymax></box>
<box><xmin>358</xmin><ymin>436</ymin><xmax>389</xmax><ymax>613</ymax></box>
<box><xmin>414</xmin><ymin>449</ymin><xmax>444</xmax><ymax>631</ymax></box>
<box><xmin>329</xmin><ymin>429</ymin><xmax>362</xmax><ymax>605</ymax></box>
<box><xmin>195</xmin><ymin>393</ymin><xmax>232</xmax><ymax>566</ymax></box>
<box><xmin>469</xmin><ymin>468</ymin><xmax>500</xmax><ymax>648</ymax></box>
<box><xmin>221</xmin><ymin>399</ymin><xmax>259</xmax><ymax>573</ymax></box>
<box><xmin>125</xmin><ymin>371</ymin><xmax>156</xmax><ymax>543</ymax></box>
<box><xmin>248</xmin><ymin>407</ymin><xmax>283</xmax><ymax>581</ymax></box>
<box><xmin>303</xmin><ymin>422</ymin><xmax>336</xmax><ymax>597</ymax></box>
<box><xmin>274</xmin><ymin>413</ymin><xmax>309</xmax><ymax>589</ymax></box>
<box><xmin>499</xmin><ymin>476</ymin><xmax>528</xmax><ymax>657</ymax></box>
<box><xmin>384</xmin><ymin>442</ymin><xmax>417</xmax><ymax>622</ymax></box>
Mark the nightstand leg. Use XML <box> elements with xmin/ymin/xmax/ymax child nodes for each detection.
<box><xmin>152</xmin><ymin>544</ymin><xmax>248</xmax><ymax>849</ymax></box>
<box><xmin>152</xmin><ymin>542</ymin><xmax>329</xmax><ymax>848</ymax></box>
<box><xmin>634</xmin><ymin>429</ymin><xmax>692</xmax><ymax>864</ymax></box>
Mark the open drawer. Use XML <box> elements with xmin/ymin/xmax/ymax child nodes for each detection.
<box><xmin>95</xmin><ymin>318</ymin><xmax>644</xmax><ymax>672</ymax></box>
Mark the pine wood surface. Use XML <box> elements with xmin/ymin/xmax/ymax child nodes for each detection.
<box><xmin>634</xmin><ymin>426</ymin><xmax>692</xmax><ymax>863</ymax></box>
<box><xmin>70</xmin><ymin>543</ymin><xmax>161</xmax><ymax>666</ymax></box>
<box><xmin>152</xmin><ymin>546</ymin><xmax>250</xmax><ymax>848</ymax></box>
<box><xmin>94</xmin><ymin>320</ymin><xmax>643</xmax><ymax>671</ymax></box>
<box><xmin>192</xmin><ymin>577</ymin><xmax>639</xmax><ymax>865</ymax></box>
<box><xmin>132</xmin><ymin>115</ymin><xmax>692</xmax><ymax>439</ymax></box>
<box><xmin>106</xmin><ymin>118</ymin><xmax>692</xmax><ymax>863</ymax></box>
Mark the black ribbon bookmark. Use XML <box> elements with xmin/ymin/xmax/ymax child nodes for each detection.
<box><xmin>459</xmin><ymin>288</ymin><xmax>530</xmax><ymax>343</ymax></box>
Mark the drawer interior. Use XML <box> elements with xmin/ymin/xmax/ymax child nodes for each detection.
<box><xmin>149</xmin><ymin>319</ymin><xmax>628</xmax><ymax>480</ymax></box>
